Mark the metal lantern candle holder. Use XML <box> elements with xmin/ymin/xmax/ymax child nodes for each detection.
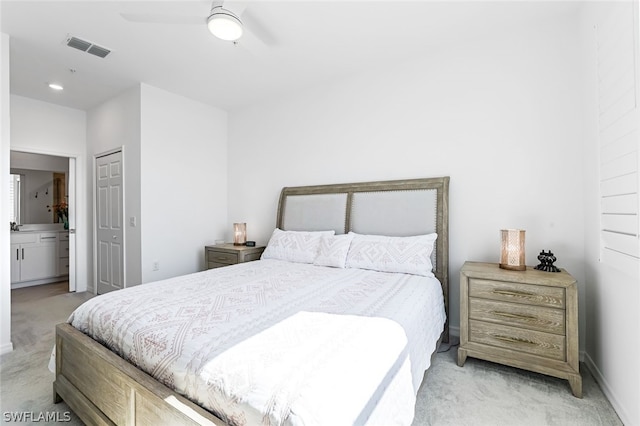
<box><xmin>233</xmin><ymin>223</ymin><xmax>247</xmax><ymax>246</ymax></box>
<box><xmin>499</xmin><ymin>229</ymin><xmax>526</xmax><ymax>271</ymax></box>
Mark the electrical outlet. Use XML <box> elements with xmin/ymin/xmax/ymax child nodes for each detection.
<box><xmin>152</xmin><ymin>261</ymin><xmax>159</xmax><ymax>271</ymax></box>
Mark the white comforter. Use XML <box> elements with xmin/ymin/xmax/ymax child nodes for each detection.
<box><xmin>68</xmin><ymin>259</ymin><xmax>445</xmax><ymax>426</ymax></box>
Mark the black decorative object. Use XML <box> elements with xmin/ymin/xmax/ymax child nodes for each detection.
<box><xmin>534</xmin><ymin>250</ymin><xmax>561</xmax><ymax>272</ymax></box>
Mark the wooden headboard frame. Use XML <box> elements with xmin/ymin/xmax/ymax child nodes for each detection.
<box><xmin>276</xmin><ymin>177</ymin><xmax>450</xmax><ymax>343</ymax></box>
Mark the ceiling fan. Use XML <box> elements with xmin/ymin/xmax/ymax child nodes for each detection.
<box><xmin>206</xmin><ymin>3</ymin><xmax>244</xmax><ymax>41</ymax></box>
<box><xmin>120</xmin><ymin>1</ymin><xmax>275</xmax><ymax>51</ymax></box>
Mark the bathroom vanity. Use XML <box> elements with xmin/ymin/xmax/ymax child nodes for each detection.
<box><xmin>10</xmin><ymin>227</ymin><xmax>69</xmax><ymax>288</ymax></box>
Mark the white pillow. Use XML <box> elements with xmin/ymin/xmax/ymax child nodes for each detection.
<box><xmin>313</xmin><ymin>233</ymin><xmax>355</xmax><ymax>268</ymax></box>
<box><xmin>261</xmin><ymin>229</ymin><xmax>335</xmax><ymax>264</ymax></box>
<box><xmin>345</xmin><ymin>232</ymin><xmax>437</xmax><ymax>277</ymax></box>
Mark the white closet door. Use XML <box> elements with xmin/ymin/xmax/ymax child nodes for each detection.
<box><xmin>96</xmin><ymin>151</ymin><xmax>124</xmax><ymax>294</ymax></box>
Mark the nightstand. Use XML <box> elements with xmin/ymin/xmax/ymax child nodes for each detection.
<box><xmin>205</xmin><ymin>243</ymin><xmax>265</xmax><ymax>269</ymax></box>
<box><xmin>458</xmin><ymin>261</ymin><xmax>581</xmax><ymax>397</ymax></box>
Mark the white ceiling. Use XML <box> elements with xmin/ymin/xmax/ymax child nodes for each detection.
<box><xmin>1</xmin><ymin>1</ymin><xmax>582</xmax><ymax>112</ymax></box>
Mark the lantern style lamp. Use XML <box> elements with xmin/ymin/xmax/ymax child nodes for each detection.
<box><xmin>233</xmin><ymin>223</ymin><xmax>247</xmax><ymax>246</ymax></box>
<box><xmin>499</xmin><ymin>229</ymin><xmax>526</xmax><ymax>271</ymax></box>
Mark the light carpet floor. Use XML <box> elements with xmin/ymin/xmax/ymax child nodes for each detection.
<box><xmin>1</xmin><ymin>282</ymin><xmax>623</xmax><ymax>425</ymax></box>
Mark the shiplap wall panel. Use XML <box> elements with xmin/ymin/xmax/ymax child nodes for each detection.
<box><xmin>602</xmin><ymin>231</ymin><xmax>640</xmax><ymax>257</ymax></box>
<box><xmin>597</xmin><ymin>28</ymin><xmax>633</xmax><ymax>82</ymax></box>
<box><xmin>601</xmin><ymin>213</ymin><xmax>638</xmax><ymax>236</ymax></box>
<box><xmin>600</xmin><ymin>66</ymin><xmax>635</xmax><ymax>110</ymax></box>
<box><xmin>600</xmin><ymin>173</ymin><xmax>637</xmax><ymax>196</ymax></box>
<box><xmin>597</xmin><ymin>1</ymin><xmax>640</xmax><ymax>273</ymax></box>
<box><xmin>602</xmin><ymin>193</ymin><xmax>638</xmax><ymax>214</ymax></box>
<box><xmin>600</xmin><ymin>91</ymin><xmax>635</xmax><ymax>128</ymax></box>
<box><xmin>600</xmin><ymin>108</ymin><xmax>637</xmax><ymax>144</ymax></box>
<box><xmin>601</xmin><ymin>129</ymin><xmax>636</xmax><ymax>162</ymax></box>
<box><xmin>602</xmin><ymin>245</ymin><xmax>639</xmax><ymax>272</ymax></box>
<box><xmin>600</xmin><ymin>151</ymin><xmax>637</xmax><ymax>179</ymax></box>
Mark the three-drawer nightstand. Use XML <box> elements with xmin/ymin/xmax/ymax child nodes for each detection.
<box><xmin>205</xmin><ymin>243</ymin><xmax>266</xmax><ymax>269</ymax></box>
<box><xmin>458</xmin><ymin>261</ymin><xmax>582</xmax><ymax>397</ymax></box>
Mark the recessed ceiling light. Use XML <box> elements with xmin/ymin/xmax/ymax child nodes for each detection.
<box><xmin>48</xmin><ymin>83</ymin><xmax>64</xmax><ymax>91</ymax></box>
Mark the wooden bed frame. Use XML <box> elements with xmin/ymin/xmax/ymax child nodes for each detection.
<box><xmin>54</xmin><ymin>176</ymin><xmax>450</xmax><ymax>425</ymax></box>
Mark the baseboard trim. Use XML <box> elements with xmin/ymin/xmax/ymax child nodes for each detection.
<box><xmin>11</xmin><ymin>276</ymin><xmax>67</xmax><ymax>289</ymax></box>
<box><xmin>0</xmin><ymin>341</ymin><xmax>14</xmax><ymax>355</ymax></box>
<box><xmin>584</xmin><ymin>353</ymin><xmax>631</xmax><ymax>425</ymax></box>
<box><xmin>449</xmin><ymin>325</ymin><xmax>460</xmax><ymax>337</ymax></box>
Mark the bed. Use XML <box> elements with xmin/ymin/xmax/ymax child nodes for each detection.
<box><xmin>53</xmin><ymin>176</ymin><xmax>450</xmax><ymax>426</ymax></box>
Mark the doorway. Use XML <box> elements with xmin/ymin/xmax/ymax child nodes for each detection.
<box><xmin>9</xmin><ymin>150</ymin><xmax>77</xmax><ymax>293</ymax></box>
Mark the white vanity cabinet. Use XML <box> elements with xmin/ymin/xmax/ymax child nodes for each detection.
<box><xmin>10</xmin><ymin>232</ymin><xmax>59</xmax><ymax>285</ymax></box>
<box><xmin>10</xmin><ymin>242</ymin><xmax>21</xmax><ymax>283</ymax></box>
<box><xmin>58</xmin><ymin>231</ymin><xmax>70</xmax><ymax>277</ymax></box>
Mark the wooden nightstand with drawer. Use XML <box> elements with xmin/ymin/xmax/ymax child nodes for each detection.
<box><xmin>458</xmin><ymin>261</ymin><xmax>581</xmax><ymax>397</ymax></box>
<box><xmin>205</xmin><ymin>243</ymin><xmax>265</xmax><ymax>269</ymax></box>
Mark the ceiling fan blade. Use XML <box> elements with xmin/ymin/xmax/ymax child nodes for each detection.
<box><xmin>231</xmin><ymin>30</ymin><xmax>272</xmax><ymax>58</ymax></box>
<box><xmin>222</xmin><ymin>1</ymin><xmax>277</xmax><ymax>47</ymax></box>
<box><xmin>240</xmin><ymin>9</ymin><xmax>277</xmax><ymax>47</ymax></box>
<box><xmin>120</xmin><ymin>13</ymin><xmax>205</xmax><ymax>25</ymax></box>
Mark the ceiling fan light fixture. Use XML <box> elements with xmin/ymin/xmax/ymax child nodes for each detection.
<box><xmin>207</xmin><ymin>8</ymin><xmax>243</xmax><ymax>41</ymax></box>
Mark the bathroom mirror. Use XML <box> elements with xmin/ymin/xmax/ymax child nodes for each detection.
<box><xmin>9</xmin><ymin>169</ymin><xmax>66</xmax><ymax>224</ymax></box>
<box><xmin>10</xmin><ymin>151</ymin><xmax>69</xmax><ymax>225</ymax></box>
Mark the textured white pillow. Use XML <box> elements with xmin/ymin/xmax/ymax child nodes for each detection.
<box><xmin>313</xmin><ymin>233</ymin><xmax>355</xmax><ymax>268</ymax></box>
<box><xmin>261</xmin><ymin>229</ymin><xmax>335</xmax><ymax>264</ymax></box>
<box><xmin>345</xmin><ymin>232</ymin><xmax>438</xmax><ymax>277</ymax></box>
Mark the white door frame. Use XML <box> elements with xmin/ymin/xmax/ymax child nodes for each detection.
<box><xmin>93</xmin><ymin>147</ymin><xmax>126</xmax><ymax>294</ymax></box>
<box><xmin>67</xmin><ymin>157</ymin><xmax>76</xmax><ymax>292</ymax></box>
<box><xmin>9</xmin><ymin>148</ymin><xmax>78</xmax><ymax>293</ymax></box>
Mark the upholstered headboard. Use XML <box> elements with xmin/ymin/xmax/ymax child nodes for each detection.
<box><xmin>276</xmin><ymin>177</ymin><xmax>450</xmax><ymax>342</ymax></box>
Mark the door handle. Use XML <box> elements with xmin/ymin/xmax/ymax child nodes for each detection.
<box><xmin>22</xmin><ymin>248</ymin><xmax>24</xmax><ymax>260</ymax></box>
<box><xmin>112</xmin><ymin>235</ymin><xmax>117</xmax><ymax>239</ymax></box>
<box><xmin>16</xmin><ymin>248</ymin><xmax>19</xmax><ymax>261</ymax></box>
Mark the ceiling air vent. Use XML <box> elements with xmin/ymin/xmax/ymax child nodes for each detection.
<box><xmin>66</xmin><ymin>36</ymin><xmax>91</xmax><ymax>51</ymax></box>
<box><xmin>87</xmin><ymin>45</ymin><xmax>111</xmax><ymax>58</ymax></box>
<box><xmin>66</xmin><ymin>36</ymin><xmax>111</xmax><ymax>58</ymax></box>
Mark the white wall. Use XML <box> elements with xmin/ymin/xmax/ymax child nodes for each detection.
<box><xmin>9</xmin><ymin>96</ymin><xmax>88</xmax><ymax>293</ymax></box>
<box><xmin>228</xmin><ymin>14</ymin><xmax>586</xmax><ymax>344</ymax></box>
<box><xmin>580</xmin><ymin>2</ymin><xmax>639</xmax><ymax>425</ymax></box>
<box><xmin>140</xmin><ymin>84</ymin><xmax>228</xmax><ymax>282</ymax></box>
<box><xmin>86</xmin><ymin>84</ymin><xmax>227</xmax><ymax>288</ymax></box>
<box><xmin>87</xmin><ymin>86</ymin><xmax>142</xmax><ymax>290</ymax></box>
<box><xmin>1</xmin><ymin>32</ymin><xmax>13</xmax><ymax>354</ymax></box>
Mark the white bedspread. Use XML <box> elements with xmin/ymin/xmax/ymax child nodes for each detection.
<box><xmin>68</xmin><ymin>259</ymin><xmax>445</xmax><ymax>426</ymax></box>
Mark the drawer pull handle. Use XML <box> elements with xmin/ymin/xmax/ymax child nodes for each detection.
<box><xmin>493</xmin><ymin>334</ymin><xmax>537</xmax><ymax>345</ymax></box>
<box><xmin>216</xmin><ymin>257</ymin><xmax>229</xmax><ymax>261</ymax></box>
<box><xmin>492</xmin><ymin>311</ymin><xmax>537</xmax><ymax>321</ymax></box>
<box><xmin>493</xmin><ymin>289</ymin><xmax>535</xmax><ymax>297</ymax></box>
<box><xmin>41</xmin><ymin>236</ymin><xmax>57</xmax><ymax>240</ymax></box>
